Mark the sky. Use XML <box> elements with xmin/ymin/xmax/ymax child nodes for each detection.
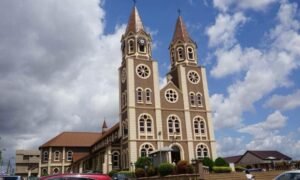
<box><xmin>0</xmin><ymin>0</ymin><xmax>300</xmax><ymax>168</ymax></box>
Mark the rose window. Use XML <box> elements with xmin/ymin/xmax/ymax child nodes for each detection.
<box><xmin>136</xmin><ymin>64</ymin><xmax>150</xmax><ymax>79</ymax></box>
<box><xmin>165</xmin><ymin>89</ymin><xmax>178</xmax><ymax>103</ymax></box>
<box><xmin>188</xmin><ymin>71</ymin><xmax>200</xmax><ymax>84</ymax></box>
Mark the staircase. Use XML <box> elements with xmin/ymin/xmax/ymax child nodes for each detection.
<box><xmin>204</xmin><ymin>170</ymin><xmax>284</xmax><ymax>180</ymax></box>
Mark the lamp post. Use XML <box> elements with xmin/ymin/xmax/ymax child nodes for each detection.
<box><xmin>158</xmin><ymin>131</ymin><xmax>162</xmax><ymax>165</ymax></box>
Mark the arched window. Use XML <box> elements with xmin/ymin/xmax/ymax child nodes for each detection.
<box><xmin>112</xmin><ymin>151</ymin><xmax>120</xmax><ymax>168</ymax></box>
<box><xmin>189</xmin><ymin>92</ymin><xmax>195</xmax><ymax>106</ymax></box>
<box><xmin>67</xmin><ymin>151</ymin><xmax>73</xmax><ymax>161</ymax></box>
<box><xmin>140</xmin><ymin>143</ymin><xmax>154</xmax><ymax>157</ymax></box>
<box><xmin>122</xmin><ymin>91</ymin><xmax>127</xmax><ymax>108</ymax></box>
<box><xmin>43</xmin><ymin>151</ymin><xmax>48</xmax><ymax>161</ymax></box>
<box><xmin>136</xmin><ymin>88</ymin><xmax>143</xmax><ymax>103</ymax></box>
<box><xmin>138</xmin><ymin>114</ymin><xmax>153</xmax><ymax>136</ymax></box>
<box><xmin>138</xmin><ymin>38</ymin><xmax>146</xmax><ymax>53</ymax></box>
<box><xmin>123</xmin><ymin>120</ymin><xmax>128</xmax><ymax>137</ymax></box>
<box><xmin>167</xmin><ymin>115</ymin><xmax>181</xmax><ymax>139</ymax></box>
<box><xmin>54</xmin><ymin>151</ymin><xmax>60</xmax><ymax>161</ymax></box>
<box><xmin>193</xmin><ymin>116</ymin><xmax>207</xmax><ymax>139</ymax></box>
<box><xmin>145</xmin><ymin>88</ymin><xmax>152</xmax><ymax>103</ymax></box>
<box><xmin>187</xmin><ymin>47</ymin><xmax>194</xmax><ymax>60</ymax></box>
<box><xmin>177</xmin><ymin>47</ymin><xmax>184</xmax><ymax>61</ymax></box>
<box><xmin>196</xmin><ymin>93</ymin><xmax>202</xmax><ymax>106</ymax></box>
<box><xmin>196</xmin><ymin>144</ymin><xmax>209</xmax><ymax>158</ymax></box>
<box><xmin>128</xmin><ymin>39</ymin><xmax>134</xmax><ymax>54</ymax></box>
<box><xmin>42</xmin><ymin>168</ymin><xmax>48</xmax><ymax>176</ymax></box>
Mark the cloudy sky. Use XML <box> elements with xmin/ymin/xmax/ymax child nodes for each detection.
<box><xmin>0</xmin><ymin>0</ymin><xmax>300</xmax><ymax>167</ymax></box>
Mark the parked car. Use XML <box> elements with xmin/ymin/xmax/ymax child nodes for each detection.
<box><xmin>0</xmin><ymin>175</ymin><xmax>23</xmax><ymax>180</ymax></box>
<box><xmin>39</xmin><ymin>173</ymin><xmax>111</xmax><ymax>180</ymax></box>
<box><xmin>273</xmin><ymin>170</ymin><xmax>300</xmax><ymax>180</ymax></box>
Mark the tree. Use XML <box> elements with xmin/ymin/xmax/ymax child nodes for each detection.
<box><xmin>214</xmin><ymin>157</ymin><xmax>229</xmax><ymax>167</ymax></box>
<box><xmin>202</xmin><ymin>157</ymin><xmax>214</xmax><ymax>172</ymax></box>
<box><xmin>135</xmin><ymin>157</ymin><xmax>152</xmax><ymax>169</ymax></box>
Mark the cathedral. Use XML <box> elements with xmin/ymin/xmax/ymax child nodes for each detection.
<box><xmin>39</xmin><ymin>5</ymin><xmax>217</xmax><ymax>175</ymax></box>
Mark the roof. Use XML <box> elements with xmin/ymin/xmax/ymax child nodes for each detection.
<box><xmin>224</xmin><ymin>155</ymin><xmax>243</xmax><ymax>164</ymax></box>
<box><xmin>16</xmin><ymin>149</ymin><xmax>40</xmax><ymax>155</ymax></box>
<box><xmin>40</xmin><ymin>132</ymin><xmax>102</xmax><ymax>148</ymax></box>
<box><xmin>125</xmin><ymin>6</ymin><xmax>144</xmax><ymax>34</ymax></box>
<box><xmin>247</xmin><ymin>150</ymin><xmax>292</xmax><ymax>161</ymax></box>
<box><xmin>171</xmin><ymin>16</ymin><xmax>192</xmax><ymax>43</ymax></box>
<box><xmin>102</xmin><ymin>120</ymin><xmax>108</xmax><ymax>129</ymax></box>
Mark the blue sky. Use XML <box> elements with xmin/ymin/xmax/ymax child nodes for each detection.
<box><xmin>0</xmin><ymin>0</ymin><xmax>300</xmax><ymax>167</ymax></box>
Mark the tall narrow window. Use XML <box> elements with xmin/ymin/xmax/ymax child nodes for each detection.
<box><xmin>43</xmin><ymin>151</ymin><xmax>48</xmax><ymax>161</ymax></box>
<box><xmin>190</xmin><ymin>92</ymin><xmax>195</xmax><ymax>106</ymax></box>
<box><xmin>145</xmin><ymin>88</ymin><xmax>152</xmax><ymax>103</ymax></box>
<box><xmin>138</xmin><ymin>114</ymin><xmax>153</xmax><ymax>136</ymax></box>
<box><xmin>193</xmin><ymin>116</ymin><xmax>207</xmax><ymax>139</ymax></box>
<box><xmin>187</xmin><ymin>47</ymin><xmax>194</xmax><ymax>60</ymax></box>
<box><xmin>136</xmin><ymin>88</ymin><xmax>143</xmax><ymax>103</ymax></box>
<box><xmin>177</xmin><ymin>47</ymin><xmax>184</xmax><ymax>61</ymax></box>
<box><xmin>112</xmin><ymin>152</ymin><xmax>120</xmax><ymax>168</ymax></box>
<box><xmin>138</xmin><ymin>38</ymin><xmax>146</xmax><ymax>53</ymax></box>
<box><xmin>67</xmin><ymin>151</ymin><xmax>73</xmax><ymax>161</ymax></box>
<box><xmin>123</xmin><ymin>120</ymin><xmax>128</xmax><ymax>137</ymax></box>
<box><xmin>54</xmin><ymin>151</ymin><xmax>60</xmax><ymax>161</ymax></box>
<box><xmin>167</xmin><ymin>115</ymin><xmax>181</xmax><ymax>139</ymax></box>
<box><xmin>128</xmin><ymin>39</ymin><xmax>134</xmax><ymax>54</ymax></box>
<box><xmin>196</xmin><ymin>93</ymin><xmax>202</xmax><ymax>106</ymax></box>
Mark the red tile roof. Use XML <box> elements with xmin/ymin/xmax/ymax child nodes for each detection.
<box><xmin>39</xmin><ymin>132</ymin><xmax>102</xmax><ymax>148</ymax></box>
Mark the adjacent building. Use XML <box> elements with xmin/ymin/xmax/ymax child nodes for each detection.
<box><xmin>15</xmin><ymin>150</ymin><xmax>40</xmax><ymax>179</ymax></box>
<box><xmin>38</xmin><ymin>132</ymin><xmax>101</xmax><ymax>176</ymax></box>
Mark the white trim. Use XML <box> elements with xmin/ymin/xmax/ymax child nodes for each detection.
<box><xmin>139</xmin><ymin>143</ymin><xmax>155</xmax><ymax>157</ymax></box>
<box><xmin>195</xmin><ymin>143</ymin><xmax>210</xmax><ymax>158</ymax></box>
<box><xmin>164</xmin><ymin>88</ymin><xmax>179</xmax><ymax>103</ymax></box>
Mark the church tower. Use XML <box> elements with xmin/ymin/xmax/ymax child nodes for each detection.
<box><xmin>119</xmin><ymin>6</ymin><xmax>162</xmax><ymax>168</ymax></box>
<box><xmin>164</xmin><ymin>14</ymin><xmax>217</xmax><ymax>161</ymax></box>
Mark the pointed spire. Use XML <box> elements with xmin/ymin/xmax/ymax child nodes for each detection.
<box><xmin>102</xmin><ymin>119</ymin><xmax>108</xmax><ymax>129</ymax></box>
<box><xmin>171</xmin><ymin>15</ymin><xmax>191</xmax><ymax>43</ymax></box>
<box><xmin>125</xmin><ymin>6</ymin><xmax>145</xmax><ymax>34</ymax></box>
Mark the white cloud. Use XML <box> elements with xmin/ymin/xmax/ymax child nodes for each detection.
<box><xmin>216</xmin><ymin>136</ymin><xmax>245</xmax><ymax>157</ymax></box>
<box><xmin>238</xmin><ymin>111</ymin><xmax>287</xmax><ymax>138</ymax></box>
<box><xmin>0</xmin><ymin>0</ymin><xmax>124</xmax><ymax>162</ymax></box>
<box><xmin>213</xmin><ymin>0</ymin><xmax>278</xmax><ymax>12</ymax></box>
<box><xmin>209</xmin><ymin>1</ymin><xmax>300</xmax><ymax>129</ymax></box>
<box><xmin>265</xmin><ymin>90</ymin><xmax>300</xmax><ymax>111</ymax></box>
<box><xmin>206</xmin><ymin>12</ymin><xmax>247</xmax><ymax>48</ymax></box>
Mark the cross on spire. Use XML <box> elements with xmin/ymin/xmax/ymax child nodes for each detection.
<box><xmin>177</xmin><ymin>9</ymin><xmax>181</xmax><ymax>16</ymax></box>
<box><xmin>133</xmin><ymin>0</ymin><xmax>136</xmax><ymax>5</ymax></box>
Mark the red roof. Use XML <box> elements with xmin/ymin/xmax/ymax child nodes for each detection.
<box><xmin>40</xmin><ymin>132</ymin><xmax>102</xmax><ymax>148</ymax></box>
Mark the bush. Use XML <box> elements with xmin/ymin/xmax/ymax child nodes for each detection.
<box><xmin>214</xmin><ymin>157</ymin><xmax>229</xmax><ymax>167</ymax></box>
<box><xmin>186</xmin><ymin>164</ymin><xmax>195</xmax><ymax>174</ymax></box>
<box><xmin>135</xmin><ymin>157</ymin><xmax>152</xmax><ymax>169</ymax></box>
<box><xmin>135</xmin><ymin>168</ymin><xmax>146</xmax><ymax>178</ymax></box>
<box><xmin>203</xmin><ymin>157</ymin><xmax>214</xmax><ymax>172</ymax></box>
<box><xmin>108</xmin><ymin>170</ymin><xmax>118</xmax><ymax>177</ymax></box>
<box><xmin>212</xmin><ymin>166</ymin><xmax>232</xmax><ymax>173</ymax></box>
<box><xmin>147</xmin><ymin>166</ymin><xmax>156</xmax><ymax>176</ymax></box>
<box><xmin>158</xmin><ymin>163</ymin><xmax>175</xmax><ymax>176</ymax></box>
<box><xmin>176</xmin><ymin>160</ymin><xmax>189</xmax><ymax>174</ymax></box>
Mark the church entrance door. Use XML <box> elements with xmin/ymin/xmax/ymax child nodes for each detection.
<box><xmin>171</xmin><ymin>145</ymin><xmax>180</xmax><ymax>164</ymax></box>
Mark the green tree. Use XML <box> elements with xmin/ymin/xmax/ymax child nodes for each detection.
<box><xmin>202</xmin><ymin>157</ymin><xmax>214</xmax><ymax>172</ymax></box>
<box><xmin>135</xmin><ymin>157</ymin><xmax>152</xmax><ymax>169</ymax></box>
<box><xmin>214</xmin><ymin>157</ymin><xmax>229</xmax><ymax>167</ymax></box>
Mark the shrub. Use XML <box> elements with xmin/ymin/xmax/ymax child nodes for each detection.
<box><xmin>135</xmin><ymin>157</ymin><xmax>152</xmax><ymax>169</ymax></box>
<box><xmin>135</xmin><ymin>168</ymin><xmax>146</xmax><ymax>178</ymax></box>
<box><xmin>158</xmin><ymin>163</ymin><xmax>175</xmax><ymax>176</ymax></box>
<box><xmin>212</xmin><ymin>166</ymin><xmax>232</xmax><ymax>173</ymax></box>
<box><xmin>108</xmin><ymin>170</ymin><xmax>118</xmax><ymax>177</ymax></box>
<box><xmin>214</xmin><ymin>157</ymin><xmax>229</xmax><ymax>167</ymax></box>
<box><xmin>203</xmin><ymin>157</ymin><xmax>214</xmax><ymax>172</ymax></box>
<box><xmin>186</xmin><ymin>164</ymin><xmax>195</xmax><ymax>174</ymax></box>
<box><xmin>147</xmin><ymin>166</ymin><xmax>156</xmax><ymax>176</ymax></box>
<box><xmin>176</xmin><ymin>160</ymin><xmax>189</xmax><ymax>174</ymax></box>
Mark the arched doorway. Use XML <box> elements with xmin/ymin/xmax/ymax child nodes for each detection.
<box><xmin>171</xmin><ymin>145</ymin><xmax>181</xmax><ymax>164</ymax></box>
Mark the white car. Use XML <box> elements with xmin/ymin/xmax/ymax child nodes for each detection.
<box><xmin>274</xmin><ymin>170</ymin><xmax>300</xmax><ymax>180</ymax></box>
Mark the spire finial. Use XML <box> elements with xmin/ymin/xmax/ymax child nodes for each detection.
<box><xmin>133</xmin><ymin>0</ymin><xmax>136</xmax><ymax>5</ymax></box>
<box><xmin>177</xmin><ymin>9</ymin><xmax>181</xmax><ymax>16</ymax></box>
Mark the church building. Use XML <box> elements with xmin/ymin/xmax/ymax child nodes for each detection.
<box><xmin>39</xmin><ymin>5</ymin><xmax>217</xmax><ymax>175</ymax></box>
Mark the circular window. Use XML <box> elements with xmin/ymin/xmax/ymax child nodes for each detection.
<box><xmin>187</xmin><ymin>70</ymin><xmax>200</xmax><ymax>84</ymax></box>
<box><xmin>165</xmin><ymin>89</ymin><xmax>178</xmax><ymax>103</ymax></box>
<box><xmin>121</xmin><ymin>68</ymin><xmax>126</xmax><ymax>83</ymax></box>
<box><xmin>136</xmin><ymin>64</ymin><xmax>151</xmax><ymax>79</ymax></box>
